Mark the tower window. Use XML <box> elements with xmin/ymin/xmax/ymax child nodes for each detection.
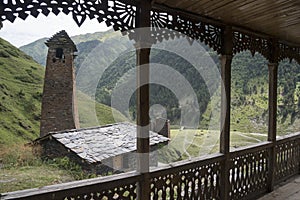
<box><xmin>55</xmin><ymin>48</ymin><xmax>64</xmax><ymax>59</ymax></box>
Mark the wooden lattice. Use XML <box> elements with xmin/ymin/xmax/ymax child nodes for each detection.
<box><xmin>233</xmin><ymin>31</ymin><xmax>270</xmax><ymax>59</ymax></box>
<box><xmin>278</xmin><ymin>43</ymin><xmax>300</xmax><ymax>64</ymax></box>
<box><xmin>275</xmin><ymin>138</ymin><xmax>300</xmax><ymax>183</ymax></box>
<box><xmin>1</xmin><ymin>0</ymin><xmax>300</xmax><ymax>62</ymax></box>
<box><xmin>0</xmin><ymin>0</ymin><xmax>137</xmax><ymax>32</ymax></box>
<box><xmin>64</xmin><ymin>183</ymin><xmax>137</xmax><ymax>200</ymax></box>
<box><xmin>150</xmin><ymin>156</ymin><xmax>222</xmax><ymax>200</ymax></box>
<box><xmin>229</xmin><ymin>148</ymin><xmax>269</xmax><ymax>199</ymax></box>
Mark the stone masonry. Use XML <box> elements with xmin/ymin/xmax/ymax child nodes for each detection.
<box><xmin>40</xmin><ymin>30</ymin><xmax>79</xmax><ymax>137</ymax></box>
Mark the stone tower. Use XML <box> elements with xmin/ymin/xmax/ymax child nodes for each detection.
<box><xmin>40</xmin><ymin>30</ymin><xmax>79</xmax><ymax>137</ymax></box>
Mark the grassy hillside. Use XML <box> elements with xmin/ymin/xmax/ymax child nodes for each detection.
<box><xmin>0</xmin><ymin>38</ymin><xmax>44</xmax><ymax>145</ymax></box>
<box><xmin>19</xmin><ymin>38</ymin><xmax>48</xmax><ymax>66</ymax></box>
<box><xmin>77</xmin><ymin>91</ymin><xmax>128</xmax><ymax>127</ymax></box>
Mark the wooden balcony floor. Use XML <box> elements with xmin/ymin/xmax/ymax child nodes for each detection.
<box><xmin>259</xmin><ymin>175</ymin><xmax>300</xmax><ymax>200</ymax></box>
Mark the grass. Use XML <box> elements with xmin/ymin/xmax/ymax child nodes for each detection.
<box><xmin>158</xmin><ymin>129</ymin><xmax>267</xmax><ymax>163</ymax></box>
<box><xmin>0</xmin><ymin>38</ymin><xmax>44</xmax><ymax>145</ymax></box>
<box><xmin>0</xmin><ymin>143</ymin><xmax>98</xmax><ymax>193</ymax></box>
<box><xmin>0</xmin><ymin>165</ymin><xmax>74</xmax><ymax>193</ymax></box>
<box><xmin>77</xmin><ymin>91</ymin><xmax>128</xmax><ymax>128</ymax></box>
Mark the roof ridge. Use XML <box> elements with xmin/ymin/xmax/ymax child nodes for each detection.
<box><xmin>45</xmin><ymin>30</ymin><xmax>77</xmax><ymax>51</ymax></box>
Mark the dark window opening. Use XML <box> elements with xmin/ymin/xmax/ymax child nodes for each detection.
<box><xmin>55</xmin><ymin>48</ymin><xmax>64</xmax><ymax>59</ymax></box>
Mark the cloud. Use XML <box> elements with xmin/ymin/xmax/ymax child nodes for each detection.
<box><xmin>0</xmin><ymin>13</ymin><xmax>110</xmax><ymax>47</ymax></box>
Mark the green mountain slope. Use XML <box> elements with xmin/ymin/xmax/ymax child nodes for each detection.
<box><xmin>0</xmin><ymin>38</ymin><xmax>44</xmax><ymax>145</ymax></box>
<box><xmin>19</xmin><ymin>38</ymin><xmax>48</xmax><ymax>66</ymax></box>
<box><xmin>202</xmin><ymin>51</ymin><xmax>300</xmax><ymax>135</ymax></box>
<box><xmin>20</xmin><ymin>29</ymin><xmax>131</xmax><ymax>68</ymax></box>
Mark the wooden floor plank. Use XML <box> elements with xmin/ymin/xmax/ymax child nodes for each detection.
<box><xmin>259</xmin><ymin>176</ymin><xmax>300</xmax><ymax>200</ymax></box>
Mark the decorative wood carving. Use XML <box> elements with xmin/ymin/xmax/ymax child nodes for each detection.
<box><xmin>275</xmin><ymin>138</ymin><xmax>300</xmax><ymax>183</ymax></box>
<box><xmin>278</xmin><ymin>43</ymin><xmax>300</xmax><ymax>64</ymax></box>
<box><xmin>1</xmin><ymin>0</ymin><xmax>300</xmax><ymax>63</ymax></box>
<box><xmin>233</xmin><ymin>31</ymin><xmax>269</xmax><ymax>59</ymax></box>
<box><xmin>64</xmin><ymin>183</ymin><xmax>137</xmax><ymax>200</ymax></box>
<box><xmin>229</xmin><ymin>148</ymin><xmax>269</xmax><ymax>199</ymax></box>
<box><xmin>150</xmin><ymin>156</ymin><xmax>222</xmax><ymax>199</ymax></box>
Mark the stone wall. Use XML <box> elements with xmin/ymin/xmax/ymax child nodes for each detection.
<box><xmin>40</xmin><ymin>45</ymin><xmax>79</xmax><ymax>137</ymax></box>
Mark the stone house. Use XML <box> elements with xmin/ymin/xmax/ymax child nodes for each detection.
<box><xmin>35</xmin><ymin>122</ymin><xmax>169</xmax><ymax>174</ymax></box>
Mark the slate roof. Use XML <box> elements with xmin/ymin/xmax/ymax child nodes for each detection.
<box><xmin>45</xmin><ymin>30</ymin><xmax>77</xmax><ymax>51</ymax></box>
<box><xmin>40</xmin><ymin>122</ymin><xmax>169</xmax><ymax>164</ymax></box>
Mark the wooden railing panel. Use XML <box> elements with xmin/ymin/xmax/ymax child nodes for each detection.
<box><xmin>275</xmin><ymin>136</ymin><xmax>300</xmax><ymax>183</ymax></box>
<box><xmin>1</xmin><ymin>172</ymin><xmax>140</xmax><ymax>200</ymax></box>
<box><xmin>229</xmin><ymin>146</ymin><xmax>269</xmax><ymax>199</ymax></box>
<box><xmin>149</xmin><ymin>154</ymin><xmax>224</xmax><ymax>200</ymax></box>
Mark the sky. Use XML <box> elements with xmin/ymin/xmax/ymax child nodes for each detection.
<box><xmin>0</xmin><ymin>13</ymin><xmax>111</xmax><ymax>47</ymax></box>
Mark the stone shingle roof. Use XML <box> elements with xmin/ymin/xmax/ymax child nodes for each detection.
<box><xmin>45</xmin><ymin>122</ymin><xmax>169</xmax><ymax>163</ymax></box>
<box><xmin>45</xmin><ymin>30</ymin><xmax>77</xmax><ymax>51</ymax></box>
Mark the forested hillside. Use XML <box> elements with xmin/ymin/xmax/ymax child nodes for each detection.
<box><xmin>20</xmin><ymin>30</ymin><xmax>300</xmax><ymax>134</ymax></box>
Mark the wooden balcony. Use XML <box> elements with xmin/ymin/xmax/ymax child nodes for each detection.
<box><xmin>1</xmin><ymin>132</ymin><xmax>299</xmax><ymax>200</ymax></box>
<box><xmin>1</xmin><ymin>1</ymin><xmax>300</xmax><ymax>199</ymax></box>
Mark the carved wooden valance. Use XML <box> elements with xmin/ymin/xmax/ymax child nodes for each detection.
<box><xmin>1</xmin><ymin>0</ymin><xmax>300</xmax><ymax>63</ymax></box>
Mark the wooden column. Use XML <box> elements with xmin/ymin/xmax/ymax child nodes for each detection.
<box><xmin>135</xmin><ymin>1</ymin><xmax>151</xmax><ymax>200</ymax></box>
<box><xmin>267</xmin><ymin>39</ymin><xmax>279</xmax><ymax>192</ymax></box>
<box><xmin>267</xmin><ymin>62</ymin><xmax>278</xmax><ymax>192</ymax></box>
<box><xmin>220</xmin><ymin>26</ymin><xmax>233</xmax><ymax>200</ymax></box>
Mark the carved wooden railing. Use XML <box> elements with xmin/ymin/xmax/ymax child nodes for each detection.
<box><xmin>228</xmin><ymin>142</ymin><xmax>272</xmax><ymax>199</ymax></box>
<box><xmin>1</xmin><ymin>133</ymin><xmax>299</xmax><ymax>200</ymax></box>
<box><xmin>150</xmin><ymin>154</ymin><xmax>224</xmax><ymax>199</ymax></box>
<box><xmin>275</xmin><ymin>133</ymin><xmax>300</xmax><ymax>183</ymax></box>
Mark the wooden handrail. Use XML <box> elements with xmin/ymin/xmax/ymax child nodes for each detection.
<box><xmin>150</xmin><ymin>153</ymin><xmax>224</xmax><ymax>177</ymax></box>
<box><xmin>230</xmin><ymin>141</ymin><xmax>273</xmax><ymax>157</ymax></box>
<box><xmin>1</xmin><ymin>172</ymin><xmax>140</xmax><ymax>200</ymax></box>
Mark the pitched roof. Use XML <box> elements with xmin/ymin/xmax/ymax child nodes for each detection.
<box><xmin>39</xmin><ymin>122</ymin><xmax>169</xmax><ymax>163</ymax></box>
<box><xmin>45</xmin><ymin>30</ymin><xmax>77</xmax><ymax>51</ymax></box>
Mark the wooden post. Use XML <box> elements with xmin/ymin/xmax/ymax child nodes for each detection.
<box><xmin>267</xmin><ymin>62</ymin><xmax>278</xmax><ymax>192</ymax></box>
<box><xmin>135</xmin><ymin>1</ymin><xmax>151</xmax><ymax>200</ymax></box>
<box><xmin>220</xmin><ymin>26</ymin><xmax>233</xmax><ymax>200</ymax></box>
<box><xmin>267</xmin><ymin>39</ymin><xmax>279</xmax><ymax>192</ymax></box>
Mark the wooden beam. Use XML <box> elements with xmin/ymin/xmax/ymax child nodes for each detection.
<box><xmin>220</xmin><ymin>26</ymin><xmax>233</xmax><ymax>200</ymax></box>
<box><xmin>135</xmin><ymin>1</ymin><xmax>151</xmax><ymax>200</ymax></box>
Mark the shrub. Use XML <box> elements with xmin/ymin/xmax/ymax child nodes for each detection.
<box><xmin>48</xmin><ymin>157</ymin><xmax>94</xmax><ymax>180</ymax></box>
